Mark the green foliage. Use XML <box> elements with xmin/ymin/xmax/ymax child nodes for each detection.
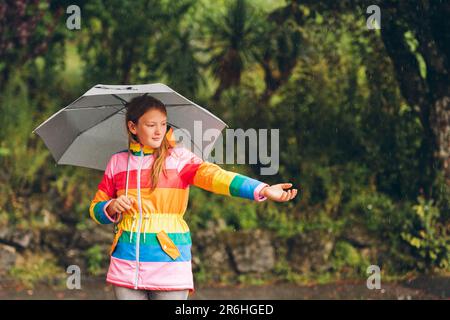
<box><xmin>85</xmin><ymin>245</ymin><xmax>106</xmax><ymax>276</ymax></box>
<box><xmin>330</xmin><ymin>241</ymin><xmax>369</xmax><ymax>276</ymax></box>
<box><xmin>343</xmin><ymin>190</ymin><xmax>400</xmax><ymax>235</ymax></box>
<box><xmin>401</xmin><ymin>197</ymin><xmax>450</xmax><ymax>271</ymax></box>
<box><xmin>0</xmin><ymin>73</ymin><xmax>49</xmax><ymax>191</ymax></box>
<box><xmin>8</xmin><ymin>252</ymin><xmax>65</xmax><ymax>289</ymax></box>
<box><xmin>1</xmin><ymin>0</ymin><xmax>449</xmax><ymax>287</ymax></box>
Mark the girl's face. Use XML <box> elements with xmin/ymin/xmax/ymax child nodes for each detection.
<box><xmin>128</xmin><ymin>108</ymin><xmax>167</xmax><ymax>149</ymax></box>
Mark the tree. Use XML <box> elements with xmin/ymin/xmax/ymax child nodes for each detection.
<box><xmin>201</xmin><ymin>0</ymin><xmax>265</xmax><ymax>101</ymax></box>
<box><xmin>0</xmin><ymin>0</ymin><xmax>66</xmax><ymax>90</ymax></box>
<box><xmin>278</xmin><ymin>0</ymin><xmax>449</xmax><ymax>197</ymax></box>
<box><xmin>78</xmin><ymin>0</ymin><xmax>197</xmax><ymax>95</ymax></box>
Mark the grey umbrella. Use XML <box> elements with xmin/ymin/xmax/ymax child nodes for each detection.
<box><xmin>32</xmin><ymin>83</ymin><xmax>228</xmax><ymax>171</ymax></box>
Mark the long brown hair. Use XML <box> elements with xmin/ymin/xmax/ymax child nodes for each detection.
<box><xmin>125</xmin><ymin>94</ymin><xmax>172</xmax><ymax>191</ymax></box>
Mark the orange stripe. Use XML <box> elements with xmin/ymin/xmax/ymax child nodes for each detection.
<box><xmin>116</xmin><ymin>188</ymin><xmax>190</xmax><ymax>214</ymax></box>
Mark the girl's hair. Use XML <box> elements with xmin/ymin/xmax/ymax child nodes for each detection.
<box><xmin>125</xmin><ymin>94</ymin><xmax>172</xmax><ymax>191</ymax></box>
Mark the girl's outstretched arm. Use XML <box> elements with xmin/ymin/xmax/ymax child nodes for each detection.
<box><xmin>177</xmin><ymin>147</ymin><xmax>297</xmax><ymax>202</ymax></box>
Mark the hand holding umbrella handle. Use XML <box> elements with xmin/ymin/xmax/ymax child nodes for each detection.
<box><xmin>106</xmin><ymin>196</ymin><xmax>135</xmax><ymax>233</ymax></box>
<box><xmin>107</xmin><ymin>196</ymin><xmax>135</xmax><ymax>214</ymax></box>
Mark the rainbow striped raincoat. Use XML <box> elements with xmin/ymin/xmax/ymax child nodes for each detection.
<box><xmin>89</xmin><ymin>137</ymin><xmax>269</xmax><ymax>295</ymax></box>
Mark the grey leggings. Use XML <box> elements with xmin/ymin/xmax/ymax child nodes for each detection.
<box><xmin>113</xmin><ymin>285</ymin><xmax>190</xmax><ymax>300</ymax></box>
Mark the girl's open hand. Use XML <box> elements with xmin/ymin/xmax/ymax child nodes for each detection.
<box><xmin>260</xmin><ymin>183</ymin><xmax>298</xmax><ymax>202</ymax></box>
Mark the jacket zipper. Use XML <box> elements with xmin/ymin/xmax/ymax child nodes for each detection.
<box><xmin>134</xmin><ymin>150</ymin><xmax>144</xmax><ymax>289</ymax></box>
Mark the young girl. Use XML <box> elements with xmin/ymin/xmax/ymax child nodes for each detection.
<box><xmin>89</xmin><ymin>95</ymin><xmax>298</xmax><ymax>300</ymax></box>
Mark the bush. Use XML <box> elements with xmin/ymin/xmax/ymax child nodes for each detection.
<box><xmin>85</xmin><ymin>245</ymin><xmax>105</xmax><ymax>276</ymax></box>
<box><xmin>331</xmin><ymin>241</ymin><xmax>369</xmax><ymax>276</ymax></box>
<box><xmin>9</xmin><ymin>251</ymin><xmax>65</xmax><ymax>289</ymax></box>
<box><xmin>401</xmin><ymin>196</ymin><xmax>450</xmax><ymax>271</ymax></box>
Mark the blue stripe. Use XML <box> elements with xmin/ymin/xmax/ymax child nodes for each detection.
<box><xmin>93</xmin><ymin>201</ymin><xmax>112</xmax><ymax>224</ymax></box>
<box><xmin>112</xmin><ymin>242</ymin><xmax>191</xmax><ymax>262</ymax></box>
<box><xmin>236</xmin><ymin>175</ymin><xmax>261</xmax><ymax>200</ymax></box>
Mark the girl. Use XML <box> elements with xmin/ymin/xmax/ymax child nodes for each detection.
<box><xmin>89</xmin><ymin>95</ymin><xmax>297</xmax><ymax>300</ymax></box>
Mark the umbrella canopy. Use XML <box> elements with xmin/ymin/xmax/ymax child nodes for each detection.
<box><xmin>32</xmin><ymin>83</ymin><xmax>228</xmax><ymax>171</ymax></box>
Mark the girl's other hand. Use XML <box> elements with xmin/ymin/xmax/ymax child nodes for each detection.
<box><xmin>260</xmin><ymin>183</ymin><xmax>298</xmax><ymax>202</ymax></box>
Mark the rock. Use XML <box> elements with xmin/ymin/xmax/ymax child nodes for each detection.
<box><xmin>192</xmin><ymin>220</ymin><xmax>234</xmax><ymax>275</ymax></box>
<box><xmin>224</xmin><ymin>229</ymin><xmax>275</xmax><ymax>273</ymax></box>
<box><xmin>0</xmin><ymin>244</ymin><xmax>17</xmax><ymax>274</ymax></box>
<box><xmin>0</xmin><ymin>226</ymin><xmax>34</xmax><ymax>249</ymax></box>
<box><xmin>341</xmin><ymin>223</ymin><xmax>375</xmax><ymax>248</ymax></box>
<box><xmin>41</xmin><ymin>227</ymin><xmax>74</xmax><ymax>253</ymax></box>
<box><xmin>202</xmin><ymin>239</ymin><xmax>232</xmax><ymax>272</ymax></box>
<box><xmin>75</xmin><ymin>226</ymin><xmax>114</xmax><ymax>249</ymax></box>
<box><xmin>287</xmin><ymin>229</ymin><xmax>335</xmax><ymax>273</ymax></box>
<box><xmin>10</xmin><ymin>230</ymin><xmax>33</xmax><ymax>248</ymax></box>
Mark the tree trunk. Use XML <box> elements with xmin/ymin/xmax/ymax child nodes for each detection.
<box><xmin>380</xmin><ymin>3</ymin><xmax>450</xmax><ymax>197</ymax></box>
<box><xmin>430</xmin><ymin>96</ymin><xmax>450</xmax><ymax>186</ymax></box>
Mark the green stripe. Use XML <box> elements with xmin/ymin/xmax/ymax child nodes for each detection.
<box><xmin>114</xmin><ymin>149</ymin><xmax>154</xmax><ymax>156</ymax></box>
<box><xmin>229</xmin><ymin>174</ymin><xmax>246</xmax><ymax>197</ymax></box>
<box><xmin>93</xmin><ymin>201</ymin><xmax>110</xmax><ymax>224</ymax></box>
<box><xmin>130</xmin><ymin>150</ymin><xmax>154</xmax><ymax>156</ymax></box>
<box><xmin>118</xmin><ymin>230</ymin><xmax>192</xmax><ymax>246</ymax></box>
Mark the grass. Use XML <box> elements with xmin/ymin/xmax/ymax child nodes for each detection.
<box><xmin>8</xmin><ymin>251</ymin><xmax>66</xmax><ymax>290</ymax></box>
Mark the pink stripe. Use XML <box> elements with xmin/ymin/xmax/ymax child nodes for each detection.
<box><xmin>106</xmin><ymin>279</ymin><xmax>195</xmax><ymax>295</ymax></box>
<box><xmin>253</xmin><ymin>182</ymin><xmax>269</xmax><ymax>202</ymax></box>
<box><xmin>174</xmin><ymin>147</ymin><xmax>203</xmax><ymax>172</ymax></box>
<box><xmin>102</xmin><ymin>199</ymin><xmax>119</xmax><ymax>222</ymax></box>
<box><xmin>114</xmin><ymin>168</ymin><xmax>188</xmax><ymax>189</ymax></box>
<box><xmin>106</xmin><ymin>256</ymin><xmax>194</xmax><ymax>290</ymax></box>
<box><xmin>113</xmin><ymin>147</ymin><xmax>186</xmax><ymax>174</ymax></box>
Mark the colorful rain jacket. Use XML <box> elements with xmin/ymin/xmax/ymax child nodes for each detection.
<box><xmin>89</xmin><ymin>132</ymin><xmax>269</xmax><ymax>295</ymax></box>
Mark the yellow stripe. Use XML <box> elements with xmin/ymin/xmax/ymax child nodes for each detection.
<box><xmin>212</xmin><ymin>168</ymin><xmax>237</xmax><ymax>196</ymax></box>
<box><xmin>89</xmin><ymin>201</ymin><xmax>101</xmax><ymax>224</ymax></box>
<box><xmin>116</xmin><ymin>188</ymin><xmax>189</xmax><ymax>214</ymax></box>
<box><xmin>193</xmin><ymin>162</ymin><xmax>236</xmax><ymax>196</ymax></box>
<box><xmin>89</xmin><ymin>189</ymin><xmax>111</xmax><ymax>224</ymax></box>
<box><xmin>119</xmin><ymin>213</ymin><xmax>190</xmax><ymax>233</ymax></box>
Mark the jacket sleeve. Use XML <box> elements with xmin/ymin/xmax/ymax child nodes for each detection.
<box><xmin>177</xmin><ymin>147</ymin><xmax>269</xmax><ymax>202</ymax></box>
<box><xmin>89</xmin><ymin>155</ymin><xmax>118</xmax><ymax>224</ymax></box>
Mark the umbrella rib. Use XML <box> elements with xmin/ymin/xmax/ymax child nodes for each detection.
<box><xmin>64</xmin><ymin>104</ymin><xmax>123</xmax><ymax>111</ymax></box>
<box><xmin>63</xmin><ymin>94</ymin><xmax>127</xmax><ymax>138</ymax></box>
<box><xmin>111</xmin><ymin>94</ymin><xmax>128</xmax><ymax>105</ymax></box>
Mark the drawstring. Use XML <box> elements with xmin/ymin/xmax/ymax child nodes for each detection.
<box><xmin>124</xmin><ymin>149</ymin><xmax>135</xmax><ymax>243</ymax></box>
<box><xmin>143</xmin><ymin>214</ymin><xmax>149</xmax><ymax>243</ymax></box>
<box><xmin>130</xmin><ymin>147</ymin><xmax>143</xmax><ymax>243</ymax></box>
<box><xmin>113</xmin><ymin>150</ymin><xmax>129</xmax><ymax>234</ymax></box>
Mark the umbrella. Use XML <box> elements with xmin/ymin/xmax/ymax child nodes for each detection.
<box><xmin>32</xmin><ymin>83</ymin><xmax>228</xmax><ymax>171</ymax></box>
